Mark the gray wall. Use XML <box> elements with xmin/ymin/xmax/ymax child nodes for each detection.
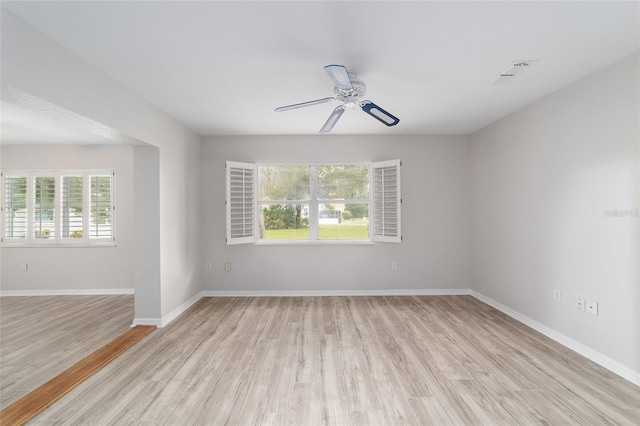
<box><xmin>1</xmin><ymin>10</ymin><xmax>203</xmax><ymax>322</ymax></box>
<box><xmin>201</xmin><ymin>135</ymin><xmax>471</xmax><ymax>292</ymax></box>
<box><xmin>470</xmin><ymin>53</ymin><xmax>639</xmax><ymax>373</ymax></box>
<box><xmin>1</xmin><ymin>144</ymin><xmax>135</xmax><ymax>292</ymax></box>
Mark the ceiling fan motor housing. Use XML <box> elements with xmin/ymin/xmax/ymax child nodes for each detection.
<box><xmin>334</xmin><ymin>73</ymin><xmax>366</xmax><ymax>108</ymax></box>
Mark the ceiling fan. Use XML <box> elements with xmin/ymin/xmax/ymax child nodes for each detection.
<box><xmin>275</xmin><ymin>65</ymin><xmax>400</xmax><ymax>133</ymax></box>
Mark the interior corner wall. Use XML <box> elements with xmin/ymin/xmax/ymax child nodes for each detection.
<box><xmin>0</xmin><ymin>144</ymin><xmax>135</xmax><ymax>292</ymax></box>
<box><xmin>470</xmin><ymin>53</ymin><xmax>639</xmax><ymax>375</ymax></box>
<box><xmin>1</xmin><ymin>10</ymin><xmax>203</xmax><ymax>321</ymax></box>
<box><xmin>201</xmin><ymin>135</ymin><xmax>471</xmax><ymax>293</ymax></box>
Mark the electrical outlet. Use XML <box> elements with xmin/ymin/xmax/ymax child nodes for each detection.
<box><xmin>391</xmin><ymin>261</ymin><xmax>398</xmax><ymax>270</ymax></box>
<box><xmin>553</xmin><ymin>289</ymin><xmax>562</xmax><ymax>302</ymax></box>
<box><xmin>577</xmin><ymin>296</ymin><xmax>585</xmax><ymax>312</ymax></box>
<box><xmin>586</xmin><ymin>299</ymin><xmax>598</xmax><ymax>316</ymax></box>
<box><xmin>224</xmin><ymin>262</ymin><xmax>232</xmax><ymax>271</ymax></box>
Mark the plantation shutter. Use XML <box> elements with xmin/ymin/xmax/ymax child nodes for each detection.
<box><xmin>2</xmin><ymin>173</ymin><xmax>29</xmax><ymax>243</ymax></box>
<box><xmin>88</xmin><ymin>172</ymin><xmax>115</xmax><ymax>242</ymax></box>
<box><xmin>372</xmin><ymin>159</ymin><xmax>402</xmax><ymax>243</ymax></box>
<box><xmin>61</xmin><ymin>174</ymin><xmax>84</xmax><ymax>242</ymax></box>
<box><xmin>226</xmin><ymin>161</ymin><xmax>256</xmax><ymax>244</ymax></box>
<box><xmin>33</xmin><ymin>174</ymin><xmax>57</xmax><ymax>243</ymax></box>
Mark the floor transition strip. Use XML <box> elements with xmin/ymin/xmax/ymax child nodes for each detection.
<box><xmin>0</xmin><ymin>325</ymin><xmax>156</xmax><ymax>426</ymax></box>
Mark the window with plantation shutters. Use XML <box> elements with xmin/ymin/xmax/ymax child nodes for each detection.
<box><xmin>33</xmin><ymin>175</ymin><xmax>56</xmax><ymax>242</ymax></box>
<box><xmin>372</xmin><ymin>160</ymin><xmax>402</xmax><ymax>243</ymax></box>
<box><xmin>226</xmin><ymin>162</ymin><xmax>256</xmax><ymax>244</ymax></box>
<box><xmin>225</xmin><ymin>160</ymin><xmax>401</xmax><ymax>245</ymax></box>
<box><xmin>61</xmin><ymin>175</ymin><xmax>84</xmax><ymax>241</ymax></box>
<box><xmin>3</xmin><ymin>174</ymin><xmax>28</xmax><ymax>242</ymax></box>
<box><xmin>1</xmin><ymin>170</ymin><xmax>115</xmax><ymax>246</ymax></box>
<box><xmin>89</xmin><ymin>174</ymin><xmax>113</xmax><ymax>241</ymax></box>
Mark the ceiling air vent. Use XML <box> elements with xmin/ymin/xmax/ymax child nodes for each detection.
<box><xmin>491</xmin><ymin>60</ymin><xmax>536</xmax><ymax>84</ymax></box>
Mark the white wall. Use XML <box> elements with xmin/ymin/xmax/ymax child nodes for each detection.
<box><xmin>0</xmin><ymin>144</ymin><xmax>135</xmax><ymax>292</ymax></box>
<box><xmin>470</xmin><ymin>53</ymin><xmax>639</xmax><ymax>374</ymax></box>
<box><xmin>1</xmin><ymin>10</ymin><xmax>203</xmax><ymax>322</ymax></box>
<box><xmin>202</xmin><ymin>135</ymin><xmax>471</xmax><ymax>292</ymax></box>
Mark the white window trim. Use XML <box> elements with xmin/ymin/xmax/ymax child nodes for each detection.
<box><xmin>1</xmin><ymin>169</ymin><xmax>116</xmax><ymax>247</ymax></box>
<box><xmin>225</xmin><ymin>160</ymin><xmax>401</xmax><ymax>245</ymax></box>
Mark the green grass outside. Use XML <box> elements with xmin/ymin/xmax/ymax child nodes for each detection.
<box><xmin>264</xmin><ymin>228</ymin><xmax>310</xmax><ymax>239</ymax></box>
<box><xmin>264</xmin><ymin>222</ymin><xmax>369</xmax><ymax>240</ymax></box>
<box><xmin>319</xmin><ymin>224</ymin><xmax>368</xmax><ymax>239</ymax></box>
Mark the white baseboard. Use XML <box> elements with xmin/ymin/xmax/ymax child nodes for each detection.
<box><xmin>0</xmin><ymin>288</ymin><xmax>134</xmax><ymax>297</ymax></box>
<box><xmin>471</xmin><ymin>291</ymin><xmax>640</xmax><ymax>387</ymax></box>
<box><xmin>160</xmin><ymin>291</ymin><xmax>204</xmax><ymax>327</ymax></box>
<box><xmin>130</xmin><ymin>318</ymin><xmax>163</xmax><ymax>327</ymax></box>
<box><xmin>202</xmin><ymin>288</ymin><xmax>472</xmax><ymax>297</ymax></box>
<box><xmin>131</xmin><ymin>292</ymin><xmax>204</xmax><ymax>328</ymax></box>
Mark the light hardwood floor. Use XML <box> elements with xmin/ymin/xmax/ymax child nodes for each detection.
<box><xmin>0</xmin><ymin>294</ymin><xmax>134</xmax><ymax>410</ymax></box>
<box><xmin>11</xmin><ymin>296</ymin><xmax>640</xmax><ymax>424</ymax></box>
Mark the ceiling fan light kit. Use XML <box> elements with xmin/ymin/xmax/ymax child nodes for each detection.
<box><xmin>275</xmin><ymin>64</ymin><xmax>400</xmax><ymax>133</ymax></box>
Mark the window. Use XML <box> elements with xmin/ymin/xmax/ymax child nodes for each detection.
<box><xmin>1</xmin><ymin>170</ymin><xmax>115</xmax><ymax>246</ymax></box>
<box><xmin>61</xmin><ymin>174</ymin><xmax>84</xmax><ymax>240</ymax></box>
<box><xmin>89</xmin><ymin>174</ymin><xmax>114</xmax><ymax>239</ymax></box>
<box><xmin>226</xmin><ymin>161</ymin><xmax>401</xmax><ymax>244</ymax></box>
<box><xmin>258</xmin><ymin>165</ymin><xmax>311</xmax><ymax>240</ymax></box>
<box><xmin>3</xmin><ymin>175</ymin><xmax>27</xmax><ymax>240</ymax></box>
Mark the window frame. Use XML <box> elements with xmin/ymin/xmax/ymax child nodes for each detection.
<box><xmin>225</xmin><ymin>160</ymin><xmax>401</xmax><ymax>245</ymax></box>
<box><xmin>1</xmin><ymin>169</ymin><xmax>116</xmax><ymax>247</ymax></box>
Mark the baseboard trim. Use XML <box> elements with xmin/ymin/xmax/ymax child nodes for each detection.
<box><xmin>202</xmin><ymin>289</ymin><xmax>472</xmax><ymax>297</ymax></box>
<box><xmin>160</xmin><ymin>291</ymin><xmax>204</xmax><ymax>327</ymax></box>
<box><xmin>0</xmin><ymin>288</ymin><xmax>134</xmax><ymax>297</ymax></box>
<box><xmin>130</xmin><ymin>318</ymin><xmax>163</xmax><ymax>327</ymax></box>
<box><xmin>470</xmin><ymin>290</ymin><xmax>640</xmax><ymax>386</ymax></box>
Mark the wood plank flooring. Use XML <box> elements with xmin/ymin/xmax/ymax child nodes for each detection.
<box><xmin>7</xmin><ymin>296</ymin><xmax>640</xmax><ymax>424</ymax></box>
<box><xmin>0</xmin><ymin>295</ymin><xmax>134</xmax><ymax>409</ymax></box>
<box><xmin>0</xmin><ymin>325</ymin><xmax>155</xmax><ymax>426</ymax></box>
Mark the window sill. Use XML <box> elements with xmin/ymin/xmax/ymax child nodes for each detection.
<box><xmin>254</xmin><ymin>239</ymin><xmax>375</xmax><ymax>246</ymax></box>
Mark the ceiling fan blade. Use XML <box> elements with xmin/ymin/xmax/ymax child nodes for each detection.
<box><xmin>360</xmin><ymin>100</ymin><xmax>400</xmax><ymax>127</ymax></box>
<box><xmin>319</xmin><ymin>105</ymin><xmax>345</xmax><ymax>133</ymax></box>
<box><xmin>324</xmin><ymin>65</ymin><xmax>353</xmax><ymax>91</ymax></box>
<box><xmin>275</xmin><ymin>97</ymin><xmax>335</xmax><ymax>112</ymax></box>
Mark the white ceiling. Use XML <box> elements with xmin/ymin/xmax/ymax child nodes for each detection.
<box><xmin>2</xmin><ymin>1</ymin><xmax>639</xmax><ymax>137</ymax></box>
